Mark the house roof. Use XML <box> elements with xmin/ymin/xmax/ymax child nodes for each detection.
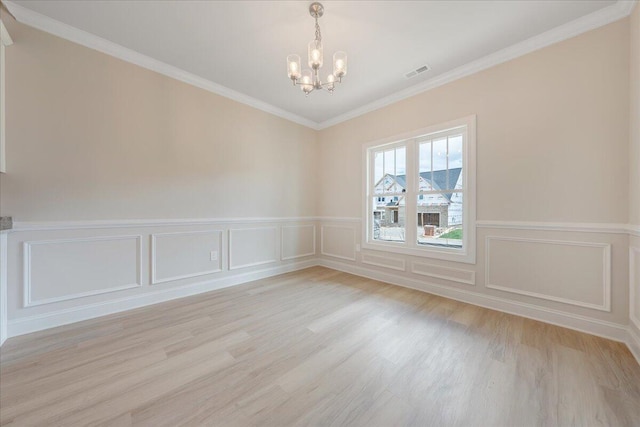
<box><xmin>376</xmin><ymin>168</ymin><xmax>462</xmax><ymax>202</ymax></box>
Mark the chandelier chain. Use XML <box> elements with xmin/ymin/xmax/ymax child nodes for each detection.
<box><xmin>315</xmin><ymin>17</ymin><xmax>322</xmax><ymax>43</ymax></box>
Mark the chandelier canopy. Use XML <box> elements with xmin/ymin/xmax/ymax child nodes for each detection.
<box><xmin>287</xmin><ymin>2</ymin><xmax>347</xmax><ymax>96</ymax></box>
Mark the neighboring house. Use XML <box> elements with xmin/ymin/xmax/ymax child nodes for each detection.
<box><xmin>374</xmin><ymin>168</ymin><xmax>462</xmax><ymax>228</ymax></box>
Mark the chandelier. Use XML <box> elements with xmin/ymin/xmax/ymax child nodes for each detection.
<box><xmin>287</xmin><ymin>2</ymin><xmax>347</xmax><ymax>96</ymax></box>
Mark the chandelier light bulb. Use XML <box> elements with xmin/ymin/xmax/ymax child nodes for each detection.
<box><xmin>308</xmin><ymin>40</ymin><xmax>323</xmax><ymax>69</ymax></box>
<box><xmin>333</xmin><ymin>51</ymin><xmax>347</xmax><ymax>78</ymax></box>
<box><xmin>287</xmin><ymin>54</ymin><xmax>301</xmax><ymax>81</ymax></box>
<box><xmin>300</xmin><ymin>69</ymin><xmax>314</xmax><ymax>95</ymax></box>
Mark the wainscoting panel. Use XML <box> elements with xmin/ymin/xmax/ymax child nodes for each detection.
<box><xmin>411</xmin><ymin>261</ymin><xmax>475</xmax><ymax>285</ymax></box>
<box><xmin>151</xmin><ymin>230</ymin><xmax>223</xmax><ymax>284</ymax></box>
<box><xmin>485</xmin><ymin>236</ymin><xmax>611</xmax><ymax>311</ymax></box>
<box><xmin>361</xmin><ymin>252</ymin><xmax>405</xmax><ymax>271</ymax></box>
<box><xmin>24</xmin><ymin>235</ymin><xmax>142</xmax><ymax>307</ymax></box>
<box><xmin>229</xmin><ymin>227</ymin><xmax>278</xmax><ymax>270</ymax></box>
<box><xmin>630</xmin><ymin>247</ymin><xmax>640</xmax><ymax>329</ymax></box>
<box><xmin>281</xmin><ymin>225</ymin><xmax>316</xmax><ymax>261</ymax></box>
<box><xmin>321</xmin><ymin>225</ymin><xmax>356</xmax><ymax>261</ymax></box>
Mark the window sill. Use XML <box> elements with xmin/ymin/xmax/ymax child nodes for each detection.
<box><xmin>362</xmin><ymin>240</ymin><xmax>476</xmax><ymax>264</ymax></box>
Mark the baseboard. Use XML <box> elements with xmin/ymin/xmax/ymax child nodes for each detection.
<box><xmin>7</xmin><ymin>259</ymin><xmax>316</xmax><ymax>338</ymax></box>
<box><xmin>317</xmin><ymin>258</ymin><xmax>629</xmax><ymax>344</ymax></box>
<box><xmin>627</xmin><ymin>326</ymin><xmax>640</xmax><ymax>365</ymax></box>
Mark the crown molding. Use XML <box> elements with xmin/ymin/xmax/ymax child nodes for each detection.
<box><xmin>2</xmin><ymin>1</ymin><xmax>320</xmax><ymax>130</ymax></box>
<box><xmin>4</xmin><ymin>1</ymin><xmax>636</xmax><ymax>132</ymax></box>
<box><xmin>316</xmin><ymin>0</ymin><xmax>637</xmax><ymax>130</ymax></box>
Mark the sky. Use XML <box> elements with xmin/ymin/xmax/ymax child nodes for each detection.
<box><xmin>374</xmin><ymin>135</ymin><xmax>463</xmax><ymax>181</ymax></box>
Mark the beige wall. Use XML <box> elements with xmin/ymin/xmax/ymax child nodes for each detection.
<box><xmin>0</xmin><ymin>18</ymin><xmax>318</xmax><ymax>221</ymax></box>
<box><xmin>631</xmin><ymin>4</ymin><xmax>640</xmax><ymax>227</ymax></box>
<box><xmin>318</xmin><ymin>20</ymin><xmax>630</xmax><ymax>223</ymax></box>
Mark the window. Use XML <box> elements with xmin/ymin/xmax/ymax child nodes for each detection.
<box><xmin>364</xmin><ymin>116</ymin><xmax>476</xmax><ymax>263</ymax></box>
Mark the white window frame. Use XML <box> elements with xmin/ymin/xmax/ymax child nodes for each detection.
<box><xmin>362</xmin><ymin>115</ymin><xmax>476</xmax><ymax>264</ymax></box>
<box><xmin>0</xmin><ymin>19</ymin><xmax>12</xmax><ymax>173</ymax></box>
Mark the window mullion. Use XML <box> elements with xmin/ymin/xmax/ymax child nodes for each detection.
<box><xmin>405</xmin><ymin>140</ymin><xmax>417</xmax><ymax>248</ymax></box>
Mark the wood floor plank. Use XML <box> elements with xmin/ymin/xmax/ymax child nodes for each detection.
<box><xmin>1</xmin><ymin>266</ymin><xmax>639</xmax><ymax>426</ymax></box>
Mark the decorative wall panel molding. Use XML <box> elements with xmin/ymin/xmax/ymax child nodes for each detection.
<box><xmin>411</xmin><ymin>261</ymin><xmax>475</xmax><ymax>285</ymax></box>
<box><xmin>361</xmin><ymin>252</ymin><xmax>405</xmax><ymax>271</ymax></box>
<box><xmin>151</xmin><ymin>230</ymin><xmax>223</xmax><ymax>285</ymax></box>
<box><xmin>23</xmin><ymin>235</ymin><xmax>142</xmax><ymax>307</ymax></box>
<box><xmin>485</xmin><ymin>236</ymin><xmax>611</xmax><ymax>311</ymax></box>
<box><xmin>320</xmin><ymin>225</ymin><xmax>356</xmax><ymax>261</ymax></box>
<box><xmin>281</xmin><ymin>225</ymin><xmax>316</xmax><ymax>261</ymax></box>
<box><xmin>229</xmin><ymin>227</ymin><xmax>278</xmax><ymax>270</ymax></box>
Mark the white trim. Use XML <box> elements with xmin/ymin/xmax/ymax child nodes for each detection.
<box><xmin>477</xmin><ymin>220</ymin><xmax>631</xmax><ymax>234</ymax></box>
<box><xmin>320</xmin><ymin>225</ymin><xmax>357</xmax><ymax>261</ymax></box>
<box><xmin>485</xmin><ymin>236</ymin><xmax>611</xmax><ymax>312</ymax></box>
<box><xmin>0</xmin><ymin>233</ymin><xmax>7</xmax><ymax>346</ymax></box>
<box><xmin>150</xmin><ymin>230</ymin><xmax>223</xmax><ymax>285</ymax></box>
<box><xmin>11</xmin><ymin>217</ymin><xmax>319</xmax><ymax>232</ymax></box>
<box><xmin>410</xmin><ymin>261</ymin><xmax>475</xmax><ymax>286</ymax></box>
<box><xmin>627</xmin><ymin>325</ymin><xmax>640</xmax><ymax>366</ymax></box>
<box><xmin>8</xmin><ymin>259</ymin><xmax>317</xmax><ymax>338</ymax></box>
<box><xmin>280</xmin><ymin>225</ymin><xmax>316</xmax><ymax>261</ymax></box>
<box><xmin>361</xmin><ymin>252</ymin><xmax>406</xmax><ymax>272</ymax></box>
<box><xmin>2</xmin><ymin>1</ymin><xmax>319</xmax><ymax>130</ymax></box>
<box><xmin>316</xmin><ymin>0</ymin><xmax>637</xmax><ymax>129</ymax></box>
<box><xmin>228</xmin><ymin>226</ymin><xmax>278</xmax><ymax>270</ymax></box>
<box><xmin>4</xmin><ymin>2</ymin><xmax>635</xmax><ymax>131</ymax></box>
<box><xmin>630</xmin><ymin>247</ymin><xmax>640</xmax><ymax>330</ymax></box>
<box><xmin>318</xmin><ymin>258</ymin><xmax>628</xmax><ymax>343</ymax></box>
<box><xmin>8</xmin><ymin>218</ymin><xmax>637</xmax><ymax>235</ymax></box>
<box><xmin>23</xmin><ymin>235</ymin><xmax>143</xmax><ymax>307</ymax></box>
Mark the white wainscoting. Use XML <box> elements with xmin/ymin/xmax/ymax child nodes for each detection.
<box><xmin>23</xmin><ymin>235</ymin><xmax>142</xmax><ymax>307</ymax></box>
<box><xmin>321</xmin><ymin>225</ymin><xmax>356</xmax><ymax>261</ymax></box>
<box><xmin>229</xmin><ymin>227</ymin><xmax>278</xmax><ymax>270</ymax></box>
<box><xmin>4</xmin><ymin>218</ymin><xmax>319</xmax><ymax>339</ymax></box>
<box><xmin>151</xmin><ymin>230</ymin><xmax>223</xmax><ymax>285</ymax></box>
<box><xmin>281</xmin><ymin>225</ymin><xmax>316</xmax><ymax>261</ymax></box>
<box><xmin>485</xmin><ymin>236</ymin><xmax>611</xmax><ymax>312</ymax></box>
<box><xmin>411</xmin><ymin>261</ymin><xmax>475</xmax><ymax>285</ymax></box>
<box><xmin>630</xmin><ymin>247</ymin><xmax>640</xmax><ymax>330</ymax></box>
<box><xmin>361</xmin><ymin>252</ymin><xmax>405</xmax><ymax>271</ymax></box>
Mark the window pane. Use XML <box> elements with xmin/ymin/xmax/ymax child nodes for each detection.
<box><xmin>374</xmin><ymin>151</ymin><xmax>383</xmax><ymax>184</ymax></box>
<box><xmin>372</xmin><ymin>196</ymin><xmax>405</xmax><ymax>242</ymax></box>
<box><xmin>418</xmin><ymin>141</ymin><xmax>431</xmax><ymax>191</ymax></box>
<box><xmin>416</xmin><ymin>193</ymin><xmax>463</xmax><ymax>248</ymax></box>
<box><xmin>384</xmin><ymin>149</ymin><xmax>395</xmax><ymax>176</ymax></box>
<box><xmin>448</xmin><ymin>135</ymin><xmax>463</xmax><ymax>190</ymax></box>
<box><xmin>433</xmin><ymin>138</ymin><xmax>447</xmax><ymax>175</ymax></box>
<box><xmin>396</xmin><ymin>147</ymin><xmax>406</xmax><ymax>176</ymax></box>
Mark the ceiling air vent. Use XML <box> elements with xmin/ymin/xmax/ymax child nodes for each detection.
<box><xmin>405</xmin><ymin>65</ymin><xmax>430</xmax><ymax>79</ymax></box>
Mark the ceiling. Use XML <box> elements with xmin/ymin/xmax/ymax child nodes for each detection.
<box><xmin>5</xmin><ymin>1</ymin><xmax>628</xmax><ymax>128</ymax></box>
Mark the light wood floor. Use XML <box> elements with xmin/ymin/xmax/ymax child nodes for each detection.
<box><xmin>1</xmin><ymin>267</ymin><xmax>639</xmax><ymax>426</ymax></box>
